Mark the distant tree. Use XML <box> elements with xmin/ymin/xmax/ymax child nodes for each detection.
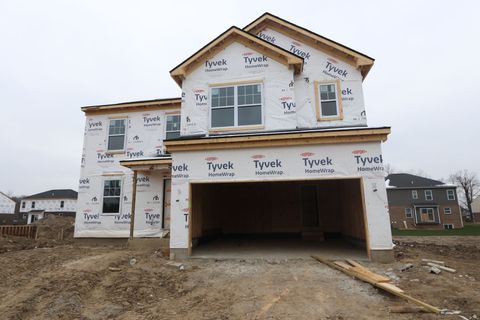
<box><xmin>449</xmin><ymin>170</ymin><xmax>480</xmax><ymax>223</ymax></box>
<box><xmin>384</xmin><ymin>163</ymin><xmax>396</xmax><ymax>176</ymax></box>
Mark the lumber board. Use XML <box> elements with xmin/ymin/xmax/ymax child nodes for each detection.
<box><xmin>311</xmin><ymin>255</ymin><xmax>442</xmax><ymax>314</ymax></box>
<box><xmin>426</xmin><ymin>263</ymin><xmax>456</xmax><ymax>273</ymax></box>
<box><xmin>350</xmin><ymin>266</ymin><xmax>391</xmax><ymax>283</ymax></box>
<box><xmin>346</xmin><ymin>259</ymin><xmax>364</xmax><ymax>268</ymax></box>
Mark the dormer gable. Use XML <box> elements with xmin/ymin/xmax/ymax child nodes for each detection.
<box><xmin>170</xmin><ymin>26</ymin><xmax>304</xmax><ymax>86</ymax></box>
<box><xmin>244</xmin><ymin>13</ymin><xmax>374</xmax><ymax>78</ymax></box>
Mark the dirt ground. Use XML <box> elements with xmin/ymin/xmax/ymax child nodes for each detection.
<box><xmin>0</xmin><ymin>219</ymin><xmax>479</xmax><ymax>319</ymax></box>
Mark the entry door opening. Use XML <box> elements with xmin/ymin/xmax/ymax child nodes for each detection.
<box><xmin>190</xmin><ymin>179</ymin><xmax>368</xmax><ymax>258</ymax></box>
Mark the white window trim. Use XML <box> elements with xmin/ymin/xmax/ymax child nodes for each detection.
<box><xmin>443</xmin><ymin>224</ymin><xmax>454</xmax><ymax>230</ymax></box>
<box><xmin>404</xmin><ymin>208</ymin><xmax>413</xmax><ymax>218</ymax></box>
<box><xmin>107</xmin><ymin>118</ymin><xmax>127</xmax><ymax>152</ymax></box>
<box><xmin>446</xmin><ymin>189</ymin><xmax>455</xmax><ymax>200</ymax></box>
<box><xmin>314</xmin><ymin>79</ymin><xmax>343</xmax><ymax>121</ymax></box>
<box><xmin>425</xmin><ymin>189</ymin><xmax>433</xmax><ymax>201</ymax></box>
<box><xmin>165</xmin><ymin>113</ymin><xmax>181</xmax><ymax>139</ymax></box>
<box><xmin>412</xmin><ymin>190</ymin><xmax>418</xmax><ymax>199</ymax></box>
<box><xmin>444</xmin><ymin>207</ymin><xmax>452</xmax><ymax>214</ymax></box>
<box><xmin>209</xmin><ymin>83</ymin><xmax>264</xmax><ymax>130</ymax></box>
<box><xmin>101</xmin><ymin>178</ymin><xmax>123</xmax><ymax>215</ymax></box>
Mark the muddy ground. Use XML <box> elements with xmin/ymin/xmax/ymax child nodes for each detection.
<box><xmin>0</xmin><ymin>221</ymin><xmax>478</xmax><ymax>319</ymax></box>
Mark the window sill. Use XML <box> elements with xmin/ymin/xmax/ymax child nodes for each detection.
<box><xmin>107</xmin><ymin>150</ymin><xmax>126</xmax><ymax>155</ymax></box>
<box><xmin>317</xmin><ymin>116</ymin><xmax>343</xmax><ymax>122</ymax></box>
<box><xmin>209</xmin><ymin>125</ymin><xmax>265</xmax><ymax>133</ymax></box>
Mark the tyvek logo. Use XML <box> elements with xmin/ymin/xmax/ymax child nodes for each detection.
<box><xmin>257</xmin><ymin>31</ymin><xmax>276</xmax><ymax>44</ymax></box>
<box><xmin>114</xmin><ymin>213</ymin><xmax>131</xmax><ymax>224</ymax></box>
<box><xmin>182</xmin><ymin>208</ymin><xmax>189</xmax><ymax>229</ymax></box>
<box><xmin>172</xmin><ymin>163</ymin><xmax>189</xmax><ymax>179</ymax></box>
<box><xmin>205</xmin><ymin>58</ymin><xmax>228</xmax><ymax>72</ymax></box>
<box><xmin>253</xmin><ymin>156</ymin><xmax>284</xmax><ymax>176</ymax></box>
<box><xmin>126</xmin><ymin>150</ymin><xmax>144</xmax><ymax>159</ymax></box>
<box><xmin>323</xmin><ymin>58</ymin><xmax>349</xmax><ymax>79</ymax></box>
<box><xmin>79</xmin><ymin>178</ymin><xmax>90</xmax><ymax>190</ymax></box>
<box><xmin>290</xmin><ymin>41</ymin><xmax>310</xmax><ymax>60</ymax></box>
<box><xmin>136</xmin><ymin>176</ymin><xmax>151</xmax><ymax>188</ymax></box>
<box><xmin>243</xmin><ymin>52</ymin><xmax>268</xmax><ymax>69</ymax></box>
<box><xmin>131</xmin><ymin>135</ymin><xmax>143</xmax><ymax>144</ymax></box>
<box><xmin>206</xmin><ymin>157</ymin><xmax>235</xmax><ymax>178</ymax></box>
<box><xmin>83</xmin><ymin>209</ymin><xmax>101</xmax><ymax>224</ymax></box>
<box><xmin>143</xmin><ymin>113</ymin><xmax>162</xmax><ymax>127</ymax></box>
<box><xmin>87</xmin><ymin>119</ymin><xmax>103</xmax><ymax>133</ymax></box>
<box><xmin>123</xmin><ymin>195</ymin><xmax>128</xmax><ymax>202</ymax></box>
<box><xmin>194</xmin><ymin>89</ymin><xmax>207</xmax><ymax>107</ymax></box>
<box><xmin>91</xmin><ymin>196</ymin><xmax>98</xmax><ymax>202</ymax></box>
<box><xmin>144</xmin><ymin>208</ymin><xmax>161</xmax><ymax>226</ymax></box>
<box><xmin>300</xmin><ymin>152</ymin><xmax>335</xmax><ymax>174</ymax></box>
<box><xmin>96</xmin><ymin>150</ymin><xmax>114</xmax><ymax>163</ymax></box>
<box><xmin>353</xmin><ymin>150</ymin><xmax>384</xmax><ymax>173</ymax></box>
<box><xmin>153</xmin><ymin>195</ymin><xmax>159</xmax><ymax>201</ymax></box>
<box><xmin>279</xmin><ymin>96</ymin><xmax>295</xmax><ymax>114</ymax></box>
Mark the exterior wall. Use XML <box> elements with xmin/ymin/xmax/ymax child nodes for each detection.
<box><xmin>20</xmin><ymin>199</ymin><xmax>76</xmax><ymax>213</ymax></box>
<box><xmin>0</xmin><ymin>193</ymin><xmax>15</xmax><ymax>214</ymax></box>
<box><xmin>169</xmin><ymin>141</ymin><xmax>392</xmax><ymax>253</ymax></box>
<box><xmin>254</xmin><ymin>28</ymin><xmax>367</xmax><ymax>128</ymax></box>
<box><xmin>180</xmin><ymin>42</ymin><xmax>296</xmax><ymax>136</ymax></box>
<box><xmin>387</xmin><ymin>187</ymin><xmax>463</xmax><ymax>229</ymax></box>
<box><xmin>74</xmin><ymin>108</ymin><xmax>178</xmax><ymax>238</ymax></box>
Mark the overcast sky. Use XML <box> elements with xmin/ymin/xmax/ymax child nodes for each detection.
<box><xmin>0</xmin><ymin>0</ymin><xmax>479</xmax><ymax>195</ymax></box>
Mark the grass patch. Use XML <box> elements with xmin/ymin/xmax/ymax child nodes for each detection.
<box><xmin>392</xmin><ymin>223</ymin><xmax>480</xmax><ymax>236</ymax></box>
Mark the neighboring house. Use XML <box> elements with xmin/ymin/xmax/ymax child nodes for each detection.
<box><xmin>386</xmin><ymin>173</ymin><xmax>463</xmax><ymax>230</ymax></box>
<box><xmin>20</xmin><ymin>189</ymin><xmax>78</xmax><ymax>224</ymax></box>
<box><xmin>75</xmin><ymin>13</ymin><xmax>394</xmax><ymax>262</ymax></box>
<box><xmin>472</xmin><ymin>197</ymin><xmax>480</xmax><ymax>223</ymax></box>
<box><xmin>0</xmin><ymin>192</ymin><xmax>16</xmax><ymax>225</ymax></box>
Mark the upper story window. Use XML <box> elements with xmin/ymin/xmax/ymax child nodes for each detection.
<box><xmin>166</xmin><ymin>114</ymin><xmax>181</xmax><ymax>139</ymax></box>
<box><xmin>425</xmin><ymin>190</ymin><xmax>433</xmax><ymax>201</ymax></box>
<box><xmin>210</xmin><ymin>83</ymin><xmax>263</xmax><ymax>129</ymax></box>
<box><xmin>60</xmin><ymin>200</ymin><xmax>64</xmax><ymax>208</ymax></box>
<box><xmin>31</xmin><ymin>201</ymin><xmax>35</xmax><ymax>209</ymax></box>
<box><xmin>444</xmin><ymin>207</ymin><xmax>452</xmax><ymax>214</ymax></box>
<box><xmin>315</xmin><ymin>80</ymin><xmax>343</xmax><ymax>121</ymax></box>
<box><xmin>21</xmin><ymin>202</ymin><xmax>25</xmax><ymax>209</ymax></box>
<box><xmin>412</xmin><ymin>190</ymin><xmax>418</xmax><ymax>199</ymax></box>
<box><xmin>108</xmin><ymin>119</ymin><xmax>126</xmax><ymax>151</ymax></box>
<box><xmin>446</xmin><ymin>189</ymin><xmax>455</xmax><ymax>200</ymax></box>
<box><xmin>103</xmin><ymin>179</ymin><xmax>122</xmax><ymax>214</ymax></box>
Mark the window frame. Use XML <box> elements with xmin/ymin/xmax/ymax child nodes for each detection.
<box><xmin>443</xmin><ymin>224</ymin><xmax>454</xmax><ymax>230</ymax></box>
<box><xmin>412</xmin><ymin>190</ymin><xmax>418</xmax><ymax>199</ymax></box>
<box><xmin>208</xmin><ymin>81</ymin><xmax>264</xmax><ymax>130</ymax></box>
<box><xmin>107</xmin><ymin>118</ymin><xmax>127</xmax><ymax>152</ymax></box>
<box><xmin>31</xmin><ymin>201</ymin><xmax>35</xmax><ymax>209</ymax></box>
<box><xmin>165</xmin><ymin>113</ymin><xmax>181</xmax><ymax>140</ymax></box>
<box><xmin>21</xmin><ymin>201</ymin><xmax>25</xmax><ymax>209</ymax></box>
<box><xmin>404</xmin><ymin>208</ymin><xmax>413</xmax><ymax>218</ymax></box>
<box><xmin>101</xmin><ymin>178</ymin><xmax>123</xmax><ymax>215</ymax></box>
<box><xmin>60</xmin><ymin>200</ymin><xmax>64</xmax><ymax>209</ymax></box>
<box><xmin>444</xmin><ymin>207</ymin><xmax>452</xmax><ymax>215</ymax></box>
<box><xmin>314</xmin><ymin>79</ymin><xmax>344</xmax><ymax>121</ymax></box>
<box><xmin>419</xmin><ymin>207</ymin><xmax>436</xmax><ymax>222</ymax></box>
<box><xmin>446</xmin><ymin>189</ymin><xmax>455</xmax><ymax>201</ymax></box>
<box><xmin>424</xmin><ymin>189</ymin><xmax>433</xmax><ymax>201</ymax></box>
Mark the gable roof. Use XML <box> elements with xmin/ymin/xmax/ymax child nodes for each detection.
<box><xmin>244</xmin><ymin>12</ymin><xmax>374</xmax><ymax>78</ymax></box>
<box><xmin>0</xmin><ymin>191</ymin><xmax>15</xmax><ymax>203</ymax></box>
<box><xmin>24</xmin><ymin>189</ymin><xmax>78</xmax><ymax>200</ymax></box>
<box><xmin>385</xmin><ymin>173</ymin><xmax>447</xmax><ymax>188</ymax></box>
<box><xmin>170</xmin><ymin>26</ymin><xmax>304</xmax><ymax>86</ymax></box>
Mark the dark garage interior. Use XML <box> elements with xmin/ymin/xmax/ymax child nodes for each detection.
<box><xmin>190</xmin><ymin>179</ymin><xmax>369</xmax><ymax>259</ymax></box>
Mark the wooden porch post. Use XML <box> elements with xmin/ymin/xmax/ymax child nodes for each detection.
<box><xmin>129</xmin><ymin>170</ymin><xmax>138</xmax><ymax>239</ymax></box>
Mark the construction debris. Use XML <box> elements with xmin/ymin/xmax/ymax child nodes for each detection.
<box><xmin>108</xmin><ymin>267</ymin><xmax>122</xmax><ymax>272</ymax></box>
<box><xmin>400</xmin><ymin>263</ymin><xmax>414</xmax><ymax>272</ymax></box>
<box><xmin>430</xmin><ymin>266</ymin><xmax>442</xmax><ymax>275</ymax></box>
<box><xmin>422</xmin><ymin>258</ymin><xmax>445</xmax><ymax>266</ymax></box>
<box><xmin>426</xmin><ymin>263</ymin><xmax>457</xmax><ymax>273</ymax></box>
<box><xmin>312</xmin><ymin>255</ymin><xmax>443</xmax><ymax>314</ymax></box>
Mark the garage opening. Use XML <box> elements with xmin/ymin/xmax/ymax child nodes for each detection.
<box><xmin>190</xmin><ymin>178</ymin><xmax>368</xmax><ymax>259</ymax></box>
